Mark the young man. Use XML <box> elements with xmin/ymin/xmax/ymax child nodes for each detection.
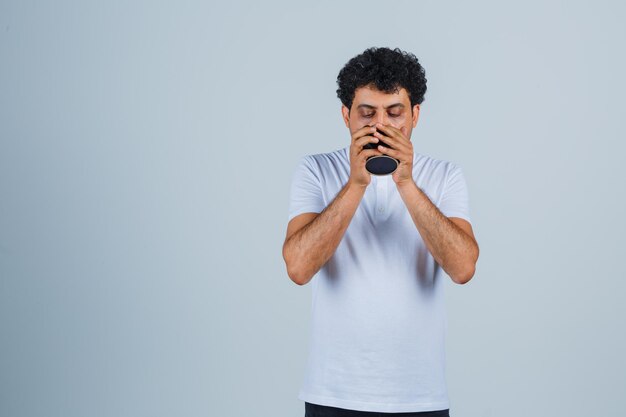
<box><xmin>282</xmin><ymin>47</ymin><xmax>479</xmax><ymax>416</ymax></box>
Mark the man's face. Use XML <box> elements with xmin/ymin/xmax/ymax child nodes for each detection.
<box><xmin>341</xmin><ymin>84</ymin><xmax>420</xmax><ymax>141</ymax></box>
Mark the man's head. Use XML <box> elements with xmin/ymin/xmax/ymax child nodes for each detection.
<box><xmin>336</xmin><ymin>47</ymin><xmax>427</xmax><ymax>141</ymax></box>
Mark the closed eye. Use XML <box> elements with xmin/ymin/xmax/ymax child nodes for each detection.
<box><xmin>362</xmin><ymin>113</ymin><xmax>401</xmax><ymax>118</ymax></box>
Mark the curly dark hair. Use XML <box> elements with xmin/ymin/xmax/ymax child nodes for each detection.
<box><xmin>336</xmin><ymin>46</ymin><xmax>427</xmax><ymax>113</ymax></box>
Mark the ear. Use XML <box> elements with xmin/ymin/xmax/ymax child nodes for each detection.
<box><xmin>341</xmin><ymin>105</ymin><xmax>350</xmax><ymax>128</ymax></box>
<box><xmin>412</xmin><ymin>104</ymin><xmax>420</xmax><ymax>128</ymax></box>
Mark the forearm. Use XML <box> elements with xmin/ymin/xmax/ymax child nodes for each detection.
<box><xmin>284</xmin><ymin>181</ymin><xmax>366</xmax><ymax>285</ymax></box>
<box><xmin>397</xmin><ymin>180</ymin><xmax>477</xmax><ymax>283</ymax></box>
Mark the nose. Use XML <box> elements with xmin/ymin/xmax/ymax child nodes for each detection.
<box><xmin>376</xmin><ymin>113</ymin><xmax>389</xmax><ymax>126</ymax></box>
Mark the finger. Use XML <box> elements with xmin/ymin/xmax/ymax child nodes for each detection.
<box><xmin>376</xmin><ymin>144</ymin><xmax>407</xmax><ymax>161</ymax></box>
<box><xmin>357</xmin><ymin>148</ymin><xmax>384</xmax><ymax>161</ymax></box>
<box><xmin>355</xmin><ymin>134</ymin><xmax>380</xmax><ymax>150</ymax></box>
<box><xmin>376</xmin><ymin>124</ymin><xmax>410</xmax><ymax>145</ymax></box>
<box><xmin>373</xmin><ymin>131</ymin><xmax>410</xmax><ymax>154</ymax></box>
<box><xmin>351</xmin><ymin>135</ymin><xmax>380</xmax><ymax>158</ymax></box>
<box><xmin>376</xmin><ymin>123</ymin><xmax>402</xmax><ymax>137</ymax></box>
<box><xmin>351</xmin><ymin>125</ymin><xmax>377</xmax><ymax>142</ymax></box>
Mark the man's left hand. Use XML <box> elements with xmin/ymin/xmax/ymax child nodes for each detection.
<box><xmin>374</xmin><ymin>123</ymin><xmax>414</xmax><ymax>187</ymax></box>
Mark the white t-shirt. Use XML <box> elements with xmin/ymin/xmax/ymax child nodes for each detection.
<box><xmin>287</xmin><ymin>145</ymin><xmax>472</xmax><ymax>413</ymax></box>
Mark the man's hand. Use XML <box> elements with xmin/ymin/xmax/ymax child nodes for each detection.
<box><xmin>349</xmin><ymin>125</ymin><xmax>383</xmax><ymax>188</ymax></box>
<box><xmin>374</xmin><ymin>123</ymin><xmax>414</xmax><ymax>186</ymax></box>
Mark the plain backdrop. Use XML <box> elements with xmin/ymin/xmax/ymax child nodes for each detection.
<box><xmin>1</xmin><ymin>1</ymin><xmax>625</xmax><ymax>416</ymax></box>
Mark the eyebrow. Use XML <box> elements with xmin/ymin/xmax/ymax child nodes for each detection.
<box><xmin>357</xmin><ymin>103</ymin><xmax>405</xmax><ymax>111</ymax></box>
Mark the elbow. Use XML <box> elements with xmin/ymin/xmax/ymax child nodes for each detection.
<box><xmin>286</xmin><ymin>262</ymin><xmax>312</xmax><ymax>286</ymax></box>
<box><xmin>453</xmin><ymin>245</ymin><xmax>479</xmax><ymax>285</ymax></box>
<box><xmin>285</xmin><ymin>263</ymin><xmax>306</xmax><ymax>286</ymax></box>
<box><xmin>282</xmin><ymin>244</ymin><xmax>308</xmax><ymax>286</ymax></box>
<box><xmin>452</xmin><ymin>264</ymin><xmax>475</xmax><ymax>285</ymax></box>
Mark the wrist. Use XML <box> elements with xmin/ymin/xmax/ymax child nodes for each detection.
<box><xmin>347</xmin><ymin>179</ymin><xmax>368</xmax><ymax>191</ymax></box>
<box><xmin>395</xmin><ymin>178</ymin><xmax>417</xmax><ymax>191</ymax></box>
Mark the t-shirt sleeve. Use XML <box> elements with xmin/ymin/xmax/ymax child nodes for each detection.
<box><xmin>287</xmin><ymin>155</ymin><xmax>326</xmax><ymax>222</ymax></box>
<box><xmin>438</xmin><ymin>163</ymin><xmax>472</xmax><ymax>224</ymax></box>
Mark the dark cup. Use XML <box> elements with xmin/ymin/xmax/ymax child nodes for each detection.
<box><xmin>363</xmin><ymin>126</ymin><xmax>399</xmax><ymax>176</ymax></box>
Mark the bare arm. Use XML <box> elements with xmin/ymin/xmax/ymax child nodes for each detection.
<box><xmin>397</xmin><ymin>180</ymin><xmax>479</xmax><ymax>284</ymax></box>
<box><xmin>371</xmin><ymin>122</ymin><xmax>479</xmax><ymax>285</ymax></box>
<box><xmin>282</xmin><ymin>181</ymin><xmax>366</xmax><ymax>285</ymax></box>
<box><xmin>282</xmin><ymin>124</ymin><xmax>383</xmax><ymax>285</ymax></box>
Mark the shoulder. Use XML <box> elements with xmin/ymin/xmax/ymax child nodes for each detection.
<box><xmin>307</xmin><ymin>146</ymin><xmax>348</xmax><ymax>165</ymax></box>
<box><xmin>302</xmin><ymin>146</ymin><xmax>349</xmax><ymax>173</ymax></box>
<box><xmin>413</xmin><ymin>151</ymin><xmax>463</xmax><ymax>182</ymax></box>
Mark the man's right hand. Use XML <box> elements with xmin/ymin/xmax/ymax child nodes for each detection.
<box><xmin>349</xmin><ymin>125</ymin><xmax>383</xmax><ymax>188</ymax></box>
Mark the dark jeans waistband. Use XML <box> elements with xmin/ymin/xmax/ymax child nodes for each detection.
<box><xmin>305</xmin><ymin>401</ymin><xmax>450</xmax><ymax>417</ymax></box>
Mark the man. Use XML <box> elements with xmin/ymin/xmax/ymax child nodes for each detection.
<box><xmin>282</xmin><ymin>47</ymin><xmax>479</xmax><ymax>417</ymax></box>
